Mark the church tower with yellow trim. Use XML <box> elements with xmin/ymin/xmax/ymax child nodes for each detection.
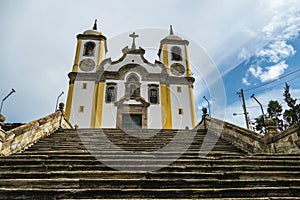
<box><xmin>66</xmin><ymin>22</ymin><xmax>196</xmax><ymax>129</ymax></box>
<box><xmin>65</xmin><ymin>20</ymin><xmax>107</xmax><ymax>127</ymax></box>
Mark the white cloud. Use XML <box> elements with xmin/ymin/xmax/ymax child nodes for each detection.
<box><xmin>240</xmin><ymin>0</ymin><xmax>300</xmax><ymax>85</ymax></box>
<box><xmin>249</xmin><ymin>61</ymin><xmax>288</xmax><ymax>82</ymax></box>
<box><xmin>242</xmin><ymin>77</ymin><xmax>250</xmax><ymax>86</ymax></box>
<box><xmin>256</xmin><ymin>41</ymin><xmax>296</xmax><ymax>63</ymax></box>
<box><xmin>238</xmin><ymin>48</ymin><xmax>251</xmax><ymax>61</ymax></box>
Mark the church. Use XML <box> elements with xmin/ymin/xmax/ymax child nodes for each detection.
<box><xmin>65</xmin><ymin>21</ymin><xmax>197</xmax><ymax>129</ymax></box>
<box><xmin>1</xmin><ymin>21</ymin><xmax>300</xmax><ymax>199</ymax></box>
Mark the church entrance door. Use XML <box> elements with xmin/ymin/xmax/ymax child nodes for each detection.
<box><xmin>122</xmin><ymin>114</ymin><xmax>142</xmax><ymax>129</ymax></box>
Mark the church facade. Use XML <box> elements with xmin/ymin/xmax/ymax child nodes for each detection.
<box><xmin>65</xmin><ymin>22</ymin><xmax>197</xmax><ymax>129</ymax></box>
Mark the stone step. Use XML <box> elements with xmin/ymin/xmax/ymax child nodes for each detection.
<box><xmin>1</xmin><ymin>164</ymin><xmax>300</xmax><ymax>173</ymax></box>
<box><xmin>0</xmin><ymin>170</ymin><xmax>299</xmax><ymax>179</ymax></box>
<box><xmin>0</xmin><ymin>187</ymin><xmax>299</xmax><ymax>199</ymax></box>
<box><xmin>2</xmin><ymin>158</ymin><xmax>300</xmax><ymax>167</ymax></box>
<box><xmin>0</xmin><ymin>178</ymin><xmax>299</xmax><ymax>189</ymax></box>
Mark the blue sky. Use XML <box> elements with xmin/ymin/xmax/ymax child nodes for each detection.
<box><xmin>0</xmin><ymin>0</ymin><xmax>300</xmax><ymax>129</ymax></box>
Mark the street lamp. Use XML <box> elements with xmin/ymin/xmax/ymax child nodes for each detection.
<box><xmin>0</xmin><ymin>88</ymin><xmax>16</xmax><ymax>114</ymax></box>
<box><xmin>251</xmin><ymin>94</ymin><xmax>265</xmax><ymax>122</ymax></box>
<box><xmin>203</xmin><ymin>96</ymin><xmax>211</xmax><ymax>116</ymax></box>
<box><xmin>55</xmin><ymin>91</ymin><xmax>64</xmax><ymax>112</ymax></box>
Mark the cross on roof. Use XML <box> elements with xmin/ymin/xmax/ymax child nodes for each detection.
<box><xmin>129</xmin><ymin>32</ymin><xmax>139</xmax><ymax>49</ymax></box>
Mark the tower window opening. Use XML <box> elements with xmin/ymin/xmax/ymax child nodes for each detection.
<box><xmin>177</xmin><ymin>86</ymin><xmax>182</xmax><ymax>92</ymax></box>
<box><xmin>83</xmin><ymin>42</ymin><xmax>96</xmax><ymax>56</ymax></box>
<box><xmin>171</xmin><ymin>46</ymin><xmax>182</xmax><ymax>61</ymax></box>
<box><xmin>78</xmin><ymin>106</ymin><xmax>84</xmax><ymax>113</ymax></box>
<box><xmin>178</xmin><ymin>108</ymin><xmax>183</xmax><ymax>115</ymax></box>
<box><xmin>82</xmin><ymin>83</ymin><xmax>87</xmax><ymax>89</ymax></box>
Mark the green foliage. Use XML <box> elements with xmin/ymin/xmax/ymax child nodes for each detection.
<box><xmin>283</xmin><ymin>83</ymin><xmax>300</xmax><ymax>126</ymax></box>
<box><xmin>252</xmin><ymin>83</ymin><xmax>300</xmax><ymax>133</ymax></box>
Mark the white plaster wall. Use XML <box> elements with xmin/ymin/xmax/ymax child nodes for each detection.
<box><xmin>71</xmin><ymin>81</ymin><xmax>95</xmax><ymax>128</ymax></box>
<box><xmin>170</xmin><ymin>84</ymin><xmax>192</xmax><ymax>129</ymax></box>
<box><xmin>77</xmin><ymin>40</ymin><xmax>100</xmax><ymax>73</ymax></box>
<box><xmin>101</xmin><ymin>75</ymin><xmax>162</xmax><ymax>129</ymax></box>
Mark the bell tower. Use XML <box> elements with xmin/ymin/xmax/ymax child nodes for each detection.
<box><xmin>65</xmin><ymin>20</ymin><xmax>107</xmax><ymax>127</ymax></box>
<box><xmin>158</xmin><ymin>25</ymin><xmax>192</xmax><ymax>78</ymax></box>
<box><xmin>158</xmin><ymin>25</ymin><xmax>196</xmax><ymax>128</ymax></box>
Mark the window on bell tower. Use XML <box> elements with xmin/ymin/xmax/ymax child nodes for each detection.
<box><xmin>83</xmin><ymin>42</ymin><xmax>96</xmax><ymax>56</ymax></box>
<box><xmin>171</xmin><ymin>46</ymin><xmax>182</xmax><ymax>61</ymax></box>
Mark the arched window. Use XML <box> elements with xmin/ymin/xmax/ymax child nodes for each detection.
<box><xmin>83</xmin><ymin>42</ymin><xmax>95</xmax><ymax>56</ymax></box>
<box><xmin>125</xmin><ymin>73</ymin><xmax>141</xmax><ymax>100</ymax></box>
<box><xmin>127</xmin><ymin>73</ymin><xmax>139</xmax><ymax>83</ymax></box>
<box><xmin>171</xmin><ymin>46</ymin><xmax>182</xmax><ymax>61</ymax></box>
<box><xmin>106</xmin><ymin>83</ymin><xmax>117</xmax><ymax>103</ymax></box>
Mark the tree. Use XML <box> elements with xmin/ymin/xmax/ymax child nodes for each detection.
<box><xmin>254</xmin><ymin>100</ymin><xmax>283</xmax><ymax>133</ymax></box>
<box><xmin>283</xmin><ymin>83</ymin><xmax>300</xmax><ymax>126</ymax></box>
<box><xmin>254</xmin><ymin>115</ymin><xmax>265</xmax><ymax>134</ymax></box>
<box><xmin>267</xmin><ymin>100</ymin><xmax>284</xmax><ymax>131</ymax></box>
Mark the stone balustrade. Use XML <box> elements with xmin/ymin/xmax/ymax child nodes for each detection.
<box><xmin>0</xmin><ymin>103</ymin><xmax>72</xmax><ymax>156</ymax></box>
<box><xmin>196</xmin><ymin>114</ymin><xmax>300</xmax><ymax>154</ymax></box>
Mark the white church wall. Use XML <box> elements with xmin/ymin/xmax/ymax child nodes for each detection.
<box><xmin>101</xmin><ymin>101</ymin><xmax>117</xmax><ymax>128</ymax></box>
<box><xmin>170</xmin><ymin>84</ymin><xmax>192</xmax><ymax>129</ymax></box>
<box><xmin>71</xmin><ymin>81</ymin><xmax>95</xmax><ymax>128</ymax></box>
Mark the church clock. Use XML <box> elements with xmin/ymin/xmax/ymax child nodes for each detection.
<box><xmin>79</xmin><ymin>58</ymin><xmax>96</xmax><ymax>72</ymax></box>
<box><xmin>170</xmin><ymin>63</ymin><xmax>185</xmax><ymax>76</ymax></box>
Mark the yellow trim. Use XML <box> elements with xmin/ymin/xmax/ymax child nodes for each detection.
<box><xmin>184</xmin><ymin>45</ymin><xmax>192</xmax><ymax>77</ymax></box>
<box><xmin>90</xmin><ymin>83</ymin><xmax>98</xmax><ymax>128</ymax></box>
<box><xmin>188</xmin><ymin>87</ymin><xmax>197</xmax><ymax>128</ymax></box>
<box><xmin>65</xmin><ymin>83</ymin><xmax>74</xmax><ymax>121</ymax></box>
<box><xmin>72</xmin><ymin>39</ymin><xmax>82</xmax><ymax>72</ymax></box>
<box><xmin>96</xmin><ymin>40</ymin><xmax>105</xmax><ymax>71</ymax></box>
<box><xmin>94</xmin><ymin>82</ymin><xmax>105</xmax><ymax>128</ymax></box>
<box><xmin>160</xmin><ymin>84</ymin><xmax>172</xmax><ymax>129</ymax></box>
<box><xmin>162</xmin><ymin>44</ymin><xmax>169</xmax><ymax>74</ymax></box>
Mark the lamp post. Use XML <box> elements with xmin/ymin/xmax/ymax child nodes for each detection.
<box><xmin>0</xmin><ymin>88</ymin><xmax>16</xmax><ymax>115</ymax></box>
<box><xmin>251</xmin><ymin>94</ymin><xmax>265</xmax><ymax>122</ymax></box>
<box><xmin>203</xmin><ymin>96</ymin><xmax>211</xmax><ymax>116</ymax></box>
<box><xmin>55</xmin><ymin>91</ymin><xmax>64</xmax><ymax>112</ymax></box>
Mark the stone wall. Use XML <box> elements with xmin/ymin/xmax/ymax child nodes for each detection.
<box><xmin>0</xmin><ymin>111</ymin><xmax>72</xmax><ymax>156</ymax></box>
<box><xmin>265</xmin><ymin>124</ymin><xmax>300</xmax><ymax>153</ymax></box>
<box><xmin>196</xmin><ymin>115</ymin><xmax>300</xmax><ymax>154</ymax></box>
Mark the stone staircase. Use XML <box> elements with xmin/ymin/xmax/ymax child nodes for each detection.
<box><xmin>0</xmin><ymin>128</ymin><xmax>300</xmax><ymax>199</ymax></box>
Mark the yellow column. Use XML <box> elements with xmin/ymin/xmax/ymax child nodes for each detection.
<box><xmin>65</xmin><ymin>83</ymin><xmax>74</xmax><ymax>121</ymax></box>
<box><xmin>94</xmin><ymin>82</ymin><xmax>105</xmax><ymax>128</ymax></box>
<box><xmin>96</xmin><ymin>40</ymin><xmax>105</xmax><ymax>71</ymax></box>
<box><xmin>188</xmin><ymin>87</ymin><xmax>197</xmax><ymax>128</ymax></box>
<box><xmin>184</xmin><ymin>45</ymin><xmax>192</xmax><ymax>77</ymax></box>
<box><xmin>72</xmin><ymin>39</ymin><xmax>82</xmax><ymax>72</ymax></box>
<box><xmin>161</xmin><ymin>84</ymin><xmax>172</xmax><ymax>129</ymax></box>
<box><xmin>162</xmin><ymin>44</ymin><xmax>170</xmax><ymax>74</ymax></box>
